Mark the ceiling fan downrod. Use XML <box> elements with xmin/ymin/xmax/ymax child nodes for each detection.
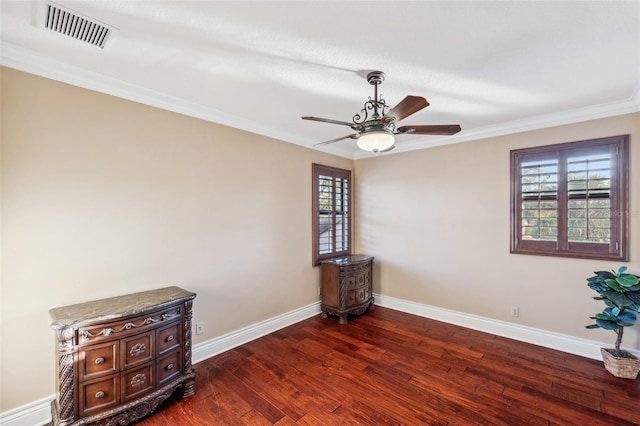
<box><xmin>353</xmin><ymin>71</ymin><xmax>389</xmax><ymax>124</ymax></box>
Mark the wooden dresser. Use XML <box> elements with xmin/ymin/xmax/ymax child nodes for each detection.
<box><xmin>49</xmin><ymin>286</ymin><xmax>196</xmax><ymax>426</ymax></box>
<box><xmin>320</xmin><ymin>255</ymin><xmax>374</xmax><ymax>324</ymax></box>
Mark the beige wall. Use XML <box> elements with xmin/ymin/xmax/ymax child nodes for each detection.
<box><xmin>0</xmin><ymin>67</ymin><xmax>352</xmax><ymax>411</ymax></box>
<box><xmin>354</xmin><ymin>112</ymin><xmax>639</xmax><ymax>348</ymax></box>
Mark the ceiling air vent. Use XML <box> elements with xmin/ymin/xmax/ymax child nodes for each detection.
<box><xmin>43</xmin><ymin>3</ymin><xmax>114</xmax><ymax>48</ymax></box>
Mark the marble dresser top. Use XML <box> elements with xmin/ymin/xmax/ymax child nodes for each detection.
<box><xmin>320</xmin><ymin>255</ymin><xmax>374</xmax><ymax>265</ymax></box>
<box><xmin>50</xmin><ymin>286</ymin><xmax>196</xmax><ymax>329</ymax></box>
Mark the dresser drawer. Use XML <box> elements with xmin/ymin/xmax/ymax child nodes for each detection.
<box><xmin>122</xmin><ymin>332</ymin><xmax>154</xmax><ymax>369</ymax></box>
<box><xmin>77</xmin><ymin>305</ymin><xmax>182</xmax><ymax>345</ymax></box>
<box><xmin>79</xmin><ymin>341</ymin><xmax>118</xmax><ymax>381</ymax></box>
<box><xmin>157</xmin><ymin>321</ymin><xmax>181</xmax><ymax>355</ymax></box>
<box><xmin>79</xmin><ymin>375</ymin><xmax>119</xmax><ymax>417</ymax></box>
<box><xmin>157</xmin><ymin>350</ymin><xmax>182</xmax><ymax>386</ymax></box>
<box><xmin>122</xmin><ymin>362</ymin><xmax>155</xmax><ymax>402</ymax></box>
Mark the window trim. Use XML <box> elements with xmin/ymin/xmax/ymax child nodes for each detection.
<box><xmin>510</xmin><ymin>135</ymin><xmax>629</xmax><ymax>261</ymax></box>
<box><xmin>312</xmin><ymin>163</ymin><xmax>352</xmax><ymax>266</ymax></box>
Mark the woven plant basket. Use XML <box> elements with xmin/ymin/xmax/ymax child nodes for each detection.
<box><xmin>601</xmin><ymin>348</ymin><xmax>640</xmax><ymax>379</ymax></box>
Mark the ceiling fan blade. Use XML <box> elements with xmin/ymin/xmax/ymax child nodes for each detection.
<box><xmin>302</xmin><ymin>116</ymin><xmax>355</xmax><ymax>127</ymax></box>
<box><xmin>396</xmin><ymin>124</ymin><xmax>462</xmax><ymax>135</ymax></box>
<box><xmin>384</xmin><ymin>96</ymin><xmax>429</xmax><ymax>123</ymax></box>
<box><xmin>313</xmin><ymin>134</ymin><xmax>358</xmax><ymax>147</ymax></box>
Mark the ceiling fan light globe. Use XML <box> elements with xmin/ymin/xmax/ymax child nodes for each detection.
<box><xmin>357</xmin><ymin>132</ymin><xmax>395</xmax><ymax>152</ymax></box>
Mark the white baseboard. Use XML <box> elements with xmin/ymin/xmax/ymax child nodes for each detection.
<box><xmin>2</xmin><ymin>296</ymin><xmax>620</xmax><ymax>426</ymax></box>
<box><xmin>0</xmin><ymin>396</ymin><xmax>52</xmax><ymax>426</ymax></box>
<box><xmin>192</xmin><ymin>302</ymin><xmax>321</xmax><ymax>363</ymax></box>
<box><xmin>374</xmin><ymin>293</ymin><xmax>614</xmax><ymax>360</ymax></box>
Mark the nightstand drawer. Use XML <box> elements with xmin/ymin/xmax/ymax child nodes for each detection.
<box><xmin>79</xmin><ymin>341</ymin><xmax>118</xmax><ymax>381</ymax></box>
<box><xmin>358</xmin><ymin>287</ymin><xmax>370</xmax><ymax>302</ymax></box>
<box><xmin>346</xmin><ymin>276</ymin><xmax>357</xmax><ymax>289</ymax></box>
<box><xmin>347</xmin><ymin>290</ymin><xmax>357</xmax><ymax>305</ymax></box>
<box><xmin>346</xmin><ymin>261</ymin><xmax>371</xmax><ymax>274</ymax></box>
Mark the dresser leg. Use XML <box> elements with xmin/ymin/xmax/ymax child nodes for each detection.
<box><xmin>338</xmin><ymin>315</ymin><xmax>348</xmax><ymax>324</ymax></box>
<box><xmin>182</xmin><ymin>378</ymin><xmax>196</xmax><ymax>398</ymax></box>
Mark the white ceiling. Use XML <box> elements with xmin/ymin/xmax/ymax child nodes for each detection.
<box><xmin>1</xmin><ymin>1</ymin><xmax>639</xmax><ymax>159</ymax></box>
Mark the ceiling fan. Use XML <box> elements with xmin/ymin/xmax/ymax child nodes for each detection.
<box><xmin>302</xmin><ymin>71</ymin><xmax>461</xmax><ymax>153</ymax></box>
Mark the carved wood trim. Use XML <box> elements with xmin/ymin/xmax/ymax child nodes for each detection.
<box><xmin>80</xmin><ymin>308</ymin><xmax>181</xmax><ymax>343</ymax></box>
<box><xmin>55</xmin><ymin>327</ymin><xmax>75</xmax><ymax>425</ymax></box>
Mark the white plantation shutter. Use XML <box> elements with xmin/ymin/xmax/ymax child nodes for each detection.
<box><xmin>313</xmin><ymin>164</ymin><xmax>351</xmax><ymax>265</ymax></box>
<box><xmin>511</xmin><ymin>136</ymin><xmax>628</xmax><ymax>261</ymax></box>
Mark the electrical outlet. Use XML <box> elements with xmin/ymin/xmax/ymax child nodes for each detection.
<box><xmin>196</xmin><ymin>322</ymin><xmax>204</xmax><ymax>335</ymax></box>
<box><xmin>510</xmin><ymin>306</ymin><xmax>520</xmax><ymax>317</ymax></box>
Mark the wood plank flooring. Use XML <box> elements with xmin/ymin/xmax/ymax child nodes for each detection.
<box><xmin>134</xmin><ymin>306</ymin><xmax>639</xmax><ymax>425</ymax></box>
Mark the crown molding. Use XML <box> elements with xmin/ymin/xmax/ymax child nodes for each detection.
<box><xmin>2</xmin><ymin>42</ymin><xmax>638</xmax><ymax>161</ymax></box>
<box><xmin>0</xmin><ymin>42</ymin><xmax>306</xmax><ymax>150</ymax></box>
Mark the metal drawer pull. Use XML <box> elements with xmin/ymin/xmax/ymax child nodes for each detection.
<box><xmin>131</xmin><ymin>373</ymin><xmax>146</xmax><ymax>388</ymax></box>
<box><xmin>166</xmin><ymin>335</ymin><xmax>174</xmax><ymax>342</ymax></box>
<box><xmin>95</xmin><ymin>357</ymin><xmax>105</xmax><ymax>364</ymax></box>
<box><xmin>130</xmin><ymin>343</ymin><xmax>146</xmax><ymax>357</ymax></box>
<box><xmin>167</xmin><ymin>363</ymin><xmax>174</xmax><ymax>370</ymax></box>
<box><xmin>95</xmin><ymin>391</ymin><xmax>105</xmax><ymax>399</ymax></box>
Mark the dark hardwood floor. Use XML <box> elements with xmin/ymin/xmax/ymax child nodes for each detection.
<box><xmin>134</xmin><ymin>306</ymin><xmax>639</xmax><ymax>425</ymax></box>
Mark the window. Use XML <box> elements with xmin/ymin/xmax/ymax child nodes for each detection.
<box><xmin>312</xmin><ymin>164</ymin><xmax>351</xmax><ymax>265</ymax></box>
<box><xmin>510</xmin><ymin>135</ymin><xmax>629</xmax><ymax>261</ymax></box>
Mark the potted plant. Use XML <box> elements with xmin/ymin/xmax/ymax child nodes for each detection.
<box><xmin>586</xmin><ymin>266</ymin><xmax>640</xmax><ymax>379</ymax></box>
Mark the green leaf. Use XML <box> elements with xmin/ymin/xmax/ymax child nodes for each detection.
<box><xmin>588</xmin><ymin>281</ymin><xmax>610</xmax><ymax>293</ymax></box>
<box><xmin>626</xmin><ymin>284</ymin><xmax>640</xmax><ymax>292</ymax></box>
<box><xmin>604</xmin><ymin>278</ymin><xmax>624</xmax><ymax>292</ymax></box>
<box><xmin>612</xmin><ymin>307</ymin><xmax>621</xmax><ymax>316</ymax></box>
<box><xmin>607</xmin><ymin>292</ymin><xmax>635</xmax><ymax>307</ymax></box>
<box><xmin>618</xmin><ymin>266</ymin><xmax>628</xmax><ymax>275</ymax></box>
<box><xmin>617</xmin><ymin>275</ymin><xmax>639</xmax><ymax>287</ymax></box>
<box><xmin>585</xmin><ymin>324</ymin><xmax>601</xmax><ymax>329</ymax></box>
<box><xmin>591</xmin><ymin>270</ymin><xmax>616</xmax><ymax>281</ymax></box>
<box><xmin>617</xmin><ymin>310</ymin><xmax>637</xmax><ymax>323</ymax></box>
<box><xmin>595</xmin><ymin>312</ymin><xmax>615</xmax><ymax>321</ymax></box>
<box><xmin>595</xmin><ymin>318</ymin><xmax>622</xmax><ymax>330</ymax></box>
